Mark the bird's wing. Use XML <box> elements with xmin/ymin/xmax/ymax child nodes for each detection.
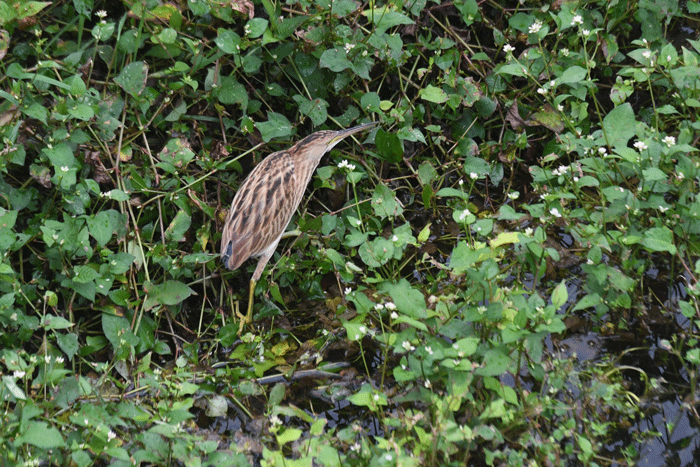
<box><xmin>220</xmin><ymin>150</ymin><xmax>300</xmax><ymax>270</ymax></box>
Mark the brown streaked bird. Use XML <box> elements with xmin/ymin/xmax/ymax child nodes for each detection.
<box><xmin>221</xmin><ymin>121</ymin><xmax>378</xmax><ymax>330</ymax></box>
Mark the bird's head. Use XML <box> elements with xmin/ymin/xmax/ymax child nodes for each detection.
<box><xmin>293</xmin><ymin>122</ymin><xmax>378</xmax><ymax>161</ymax></box>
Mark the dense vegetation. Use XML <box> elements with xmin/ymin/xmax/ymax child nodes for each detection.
<box><xmin>1</xmin><ymin>0</ymin><xmax>699</xmax><ymax>465</ymax></box>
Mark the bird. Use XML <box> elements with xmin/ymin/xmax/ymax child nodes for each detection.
<box><xmin>221</xmin><ymin>121</ymin><xmax>378</xmax><ymax>331</ymax></box>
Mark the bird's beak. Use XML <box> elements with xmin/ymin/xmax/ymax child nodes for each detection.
<box><xmin>329</xmin><ymin>121</ymin><xmax>379</xmax><ymax>146</ymax></box>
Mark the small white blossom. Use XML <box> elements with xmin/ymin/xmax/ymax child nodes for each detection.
<box><xmin>375</xmin><ymin>303</ymin><xmax>384</xmax><ymax>310</ymax></box>
<box><xmin>60</xmin><ymin>166</ymin><xmax>69</xmax><ymax>172</ymax></box>
<box><xmin>337</xmin><ymin>159</ymin><xmax>356</xmax><ymax>171</ymax></box>
<box><xmin>550</xmin><ymin>207</ymin><xmax>562</xmax><ymax>218</ymax></box>
<box><xmin>424</xmin><ymin>379</ymin><xmax>432</xmax><ymax>389</ymax></box>
<box><xmin>529</xmin><ymin>20</ymin><xmax>543</xmax><ymax>34</ymax></box>
<box><xmin>503</xmin><ymin>43</ymin><xmax>515</xmax><ymax>53</ymax></box>
<box><xmin>96</xmin><ymin>10</ymin><xmax>107</xmax><ymax>18</ymax></box>
<box><xmin>537</xmin><ymin>87</ymin><xmax>547</xmax><ymax>95</ymax></box>
<box><xmin>582</xmin><ymin>29</ymin><xmax>590</xmax><ymax>36</ymax></box>
<box><xmin>571</xmin><ymin>15</ymin><xmax>583</xmax><ymax>26</ymax></box>
<box><xmin>561</xmin><ymin>48</ymin><xmax>570</xmax><ymax>56</ymax></box>
<box><xmin>507</xmin><ymin>191</ymin><xmax>520</xmax><ymax>200</ymax></box>
<box><xmin>390</xmin><ymin>311</ymin><xmax>398</xmax><ymax>319</ymax></box>
<box><xmin>659</xmin><ymin>206</ymin><xmax>669</xmax><ymax>213</ymax></box>
<box><xmin>392</xmin><ymin>235</ymin><xmax>398</xmax><ymax>242</ymax></box>
<box><xmin>469</xmin><ymin>172</ymin><xmax>478</xmax><ymax>179</ymax></box>
<box><xmin>344</xmin><ymin>287</ymin><xmax>352</xmax><ymax>295</ymax></box>
<box><xmin>385</xmin><ymin>302</ymin><xmax>396</xmax><ymax>310</ymax></box>
<box><xmin>425</xmin><ymin>346</ymin><xmax>433</xmax><ymax>355</ymax></box>
<box><xmin>107</xmin><ymin>430</ymin><xmax>116</xmax><ymax>441</ymax></box>
<box><xmin>642</xmin><ymin>50</ymin><xmax>652</xmax><ymax>59</ymax></box>
<box><xmin>557</xmin><ymin>104</ymin><xmax>564</xmax><ymax>112</ymax></box>
<box><xmin>344</xmin><ymin>43</ymin><xmax>356</xmax><ymax>54</ymax></box>
<box><xmin>634</xmin><ymin>141</ymin><xmax>648</xmax><ymax>151</ymax></box>
<box><xmin>662</xmin><ymin>136</ymin><xmax>676</xmax><ymax>147</ymax></box>
<box><xmin>598</xmin><ymin>147</ymin><xmax>607</xmax><ymax>155</ymax></box>
<box><xmin>552</xmin><ymin>165</ymin><xmax>569</xmax><ymax>176</ymax></box>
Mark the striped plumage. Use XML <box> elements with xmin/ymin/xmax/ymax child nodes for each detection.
<box><xmin>221</xmin><ymin>122</ymin><xmax>378</xmax><ymax>330</ymax></box>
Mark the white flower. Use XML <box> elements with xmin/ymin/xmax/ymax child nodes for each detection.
<box><xmin>503</xmin><ymin>44</ymin><xmax>515</xmax><ymax>53</ymax></box>
<box><xmin>355</xmin><ymin>219</ymin><xmax>362</xmax><ymax>226</ymax></box>
<box><xmin>60</xmin><ymin>166</ymin><xmax>69</xmax><ymax>172</ymax></box>
<box><xmin>525</xmin><ymin>227</ymin><xmax>533</xmax><ymax>236</ymax></box>
<box><xmin>344</xmin><ymin>287</ymin><xmax>352</xmax><ymax>295</ymax></box>
<box><xmin>107</xmin><ymin>430</ymin><xmax>116</xmax><ymax>441</ymax></box>
<box><xmin>392</xmin><ymin>235</ymin><xmax>398</xmax><ymax>242</ymax></box>
<box><xmin>359</xmin><ymin>325</ymin><xmax>367</xmax><ymax>334</ymax></box>
<box><xmin>528</xmin><ymin>20</ymin><xmax>543</xmax><ymax>34</ymax></box>
<box><xmin>642</xmin><ymin>50</ymin><xmax>652</xmax><ymax>59</ymax></box>
<box><xmin>390</xmin><ymin>311</ymin><xmax>398</xmax><ymax>319</ymax></box>
<box><xmin>561</xmin><ymin>48</ymin><xmax>570</xmax><ymax>56</ymax></box>
<box><xmin>469</xmin><ymin>172</ymin><xmax>478</xmax><ymax>179</ymax></box>
<box><xmin>552</xmin><ymin>165</ymin><xmax>569</xmax><ymax>176</ymax></box>
<box><xmin>96</xmin><ymin>10</ymin><xmax>107</xmax><ymax>18</ymax></box>
<box><xmin>571</xmin><ymin>15</ymin><xmax>583</xmax><ymax>26</ymax></box>
<box><xmin>458</xmin><ymin>179</ymin><xmax>464</xmax><ymax>186</ymax></box>
<box><xmin>337</xmin><ymin>159</ymin><xmax>356</xmax><ymax>171</ymax></box>
<box><xmin>424</xmin><ymin>379</ymin><xmax>432</xmax><ymax>389</ymax></box>
<box><xmin>598</xmin><ymin>147</ymin><xmax>607</xmax><ymax>155</ymax></box>
<box><xmin>385</xmin><ymin>302</ymin><xmax>396</xmax><ymax>310</ymax></box>
<box><xmin>344</xmin><ymin>43</ymin><xmax>355</xmax><ymax>53</ymax></box>
<box><xmin>458</xmin><ymin>210</ymin><xmax>469</xmax><ymax>221</ymax></box>
<box><xmin>634</xmin><ymin>141</ymin><xmax>648</xmax><ymax>151</ymax></box>
<box><xmin>375</xmin><ymin>303</ymin><xmax>384</xmax><ymax>310</ymax></box>
<box><xmin>14</xmin><ymin>370</ymin><xmax>25</xmax><ymax>378</ymax></box>
<box><xmin>425</xmin><ymin>346</ymin><xmax>433</xmax><ymax>355</ymax></box>
<box><xmin>550</xmin><ymin>207</ymin><xmax>562</xmax><ymax>218</ymax></box>
<box><xmin>662</xmin><ymin>136</ymin><xmax>676</xmax><ymax>147</ymax></box>
<box><xmin>537</xmin><ymin>87</ymin><xmax>547</xmax><ymax>95</ymax></box>
<box><xmin>659</xmin><ymin>206</ymin><xmax>669</xmax><ymax>212</ymax></box>
<box><xmin>582</xmin><ymin>29</ymin><xmax>590</xmax><ymax>36</ymax></box>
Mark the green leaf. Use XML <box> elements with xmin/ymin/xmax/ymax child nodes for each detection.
<box><xmin>246</xmin><ymin>18</ymin><xmax>268</xmax><ymax>38</ymax></box>
<box><xmin>558</xmin><ymin>66</ymin><xmax>587</xmax><ymax>84</ymax></box>
<box><xmin>602</xmin><ymin>103</ymin><xmax>636</xmax><ymax>149</ymax></box>
<box><xmin>86</xmin><ymin>211</ymin><xmax>114</xmax><ymax>247</ymax></box>
<box><xmin>319</xmin><ymin>48</ymin><xmax>353</xmax><ymax>72</ymax></box>
<box><xmin>371</xmin><ymin>184</ymin><xmax>403</xmax><ymax>218</ymax></box>
<box><xmin>165</xmin><ymin>210</ymin><xmax>191</xmax><ymax>243</ymax></box>
<box><xmin>362</xmin><ymin>6</ymin><xmax>415</xmax><ymax>31</ymax></box>
<box><xmin>378</xmin><ymin>279</ymin><xmax>427</xmax><ymax>319</ymax></box>
<box><xmin>358</xmin><ymin>237</ymin><xmax>394</xmax><ymax>267</ymax></box>
<box><xmin>641</xmin><ymin>227</ymin><xmax>676</xmax><ymax>254</ymax></box>
<box><xmin>551</xmin><ymin>280</ymin><xmax>568</xmax><ymax>309</ymax></box>
<box><xmin>143</xmin><ymin>280</ymin><xmax>196</xmax><ymax>309</ymax></box>
<box><xmin>374</xmin><ymin>128</ymin><xmax>403</xmax><ymax>163</ymax></box>
<box><xmin>16</xmin><ymin>421</ymin><xmax>64</xmax><ymax>449</ymax></box>
<box><xmin>114</xmin><ymin>61</ymin><xmax>148</xmax><ymax>98</ymax></box>
<box><xmin>257</xmin><ymin>112</ymin><xmax>292</xmax><ymax>142</ymax></box>
<box><xmin>215</xmin><ymin>29</ymin><xmax>241</xmax><ymax>54</ymax></box>
<box><xmin>293</xmin><ymin>95</ymin><xmax>328</xmax><ymax>126</ymax></box>
<box><xmin>72</xmin><ymin>265</ymin><xmax>99</xmax><ymax>284</ymax></box>
<box><xmin>41</xmin><ymin>314</ymin><xmax>74</xmax><ymax>330</ymax></box>
<box><xmin>420</xmin><ymin>84</ymin><xmax>449</xmax><ymax>104</ymax></box>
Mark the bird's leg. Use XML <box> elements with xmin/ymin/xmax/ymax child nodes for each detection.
<box><xmin>235</xmin><ymin>278</ymin><xmax>256</xmax><ymax>335</ymax></box>
<box><xmin>237</xmin><ymin>249</ymin><xmax>275</xmax><ymax>334</ymax></box>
